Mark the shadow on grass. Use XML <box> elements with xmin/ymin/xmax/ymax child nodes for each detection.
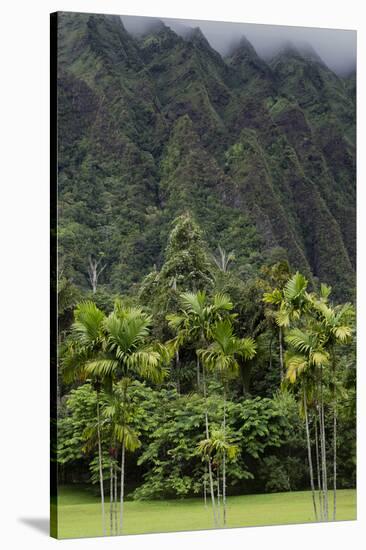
<box><xmin>18</xmin><ymin>517</ymin><xmax>49</xmax><ymax>536</ymax></box>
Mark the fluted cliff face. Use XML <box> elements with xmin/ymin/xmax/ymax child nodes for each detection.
<box><xmin>57</xmin><ymin>12</ymin><xmax>355</xmax><ymax>299</ymax></box>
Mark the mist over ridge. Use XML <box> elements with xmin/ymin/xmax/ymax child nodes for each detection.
<box><xmin>121</xmin><ymin>14</ymin><xmax>356</xmax><ymax>76</ymax></box>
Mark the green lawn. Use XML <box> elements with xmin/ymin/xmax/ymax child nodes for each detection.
<box><xmin>53</xmin><ymin>486</ymin><xmax>356</xmax><ymax>539</ymax></box>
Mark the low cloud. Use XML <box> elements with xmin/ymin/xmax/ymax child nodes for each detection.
<box><xmin>121</xmin><ymin>15</ymin><xmax>356</xmax><ymax>76</ymax></box>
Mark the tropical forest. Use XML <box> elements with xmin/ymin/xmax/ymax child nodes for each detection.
<box><xmin>53</xmin><ymin>12</ymin><xmax>356</xmax><ymax>538</ymax></box>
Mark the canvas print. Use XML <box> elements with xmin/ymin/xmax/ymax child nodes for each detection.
<box><xmin>50</xmin><ymin>11</ymin><xmax>356</xmax><ymax>539</ymax></box>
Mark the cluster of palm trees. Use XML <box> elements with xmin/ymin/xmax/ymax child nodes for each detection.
<box><xmin>264</xmin><ymin>273</ymin><xmax>354</xmax><ymax>522</ymax></box>
<box><xmin>167</xmin><ymin>291</ymin><xmax>256</xmax><ymax>527</ymax></box>
<box><xmin>62</xmin><ymin>272</ymin><xmax>354</xmax><ymax>536</ymax></box>
<box><xmin>63</xmin><ymin>300</ymin><xmax>170</xmax><ymax>536</ymax></box>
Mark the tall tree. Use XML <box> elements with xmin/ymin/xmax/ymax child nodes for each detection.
<box><xmin>212</xmin><ymin>245</ymin><xmax>235</xmax><ymax>273</ymax></box>
<box><xmin>197</xmin><ymin>427</ymin><xmax>239</xmax><ymax>528</ymax></box>
<box><xmin>285</xmin><ymin>330</ymin><xmax>330</xmax><ymax>521</ymax></box>
<box><xmin>199</xmin><ymin>319</ymin><xmax>256</xmax><ymax>525</ymax></box>
<box><xmin>88</xmin><ymin>253</ymin><xmax>107</xmax><ymax>293</ymax></box>
<box><xmin>168</xmin><ymin>291</ymin><xmax>234</xmax><ymax>387</ymax></box>
<box><xmin>167</xmin><ymin>291</ymin><xmax>234</xmax><ymax>524</ymax></box>
<box><xmin>260</xmin><ymin>262</ymin><xmax>292</xmax><ymax>381</ymax></box>
<box><xmin>308</xmin><ymin>293</ymin><xmax>354</xmax><ymax>520</ymax></box>
<box><xmin>85</xmin><ymin>302</ymin><xmax>170</xmax><ymax>533</ymax></box>
<box><xmin>139</xmin><ymin>212</ymin><xmax>214</xmax><ymax>312</ymax></box>
<box><xmin>63</xmin><ymin>301</ymin><xmax>108</xmax><ymax>535</ymax></box>
<box><xmin>103</xmin><ymin>380</ymin><xmax>141</xmax><ymax>535</ymax></box>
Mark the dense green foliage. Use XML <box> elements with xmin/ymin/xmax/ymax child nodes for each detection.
<box><xmin>57</xmin><ymin>218</ymin><xmax>356</xmax><ymax>512</ymax></box>
<box><xmin>57</xmin><ymin>12</ymin><xmax>355</xmax><ymax>301</ymax></box>
<box><xmin>55</xmin><ymin>12</ymin><xmax>356</xmax><ymax>538</ymax></box>
<box><xmin>58</xmin><ymin>383</ymin><xmax>307</xmax><ymax>498</ymax></box>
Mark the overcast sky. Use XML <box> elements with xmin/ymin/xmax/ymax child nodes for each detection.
<box><xmin>121</xmin><ymin>15</ymin><xmax>356</xmax><ymax>76</ymax></box>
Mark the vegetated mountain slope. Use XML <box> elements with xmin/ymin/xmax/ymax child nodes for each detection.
<box><xmin>56</xmin><ymin>12</ymin><xmax>356</xmax><ymax>299</ymax></box>
<box><xmin>269</xmin><ymin>44</ymin><xmax>356</xmax><ymax>265</ymax></box>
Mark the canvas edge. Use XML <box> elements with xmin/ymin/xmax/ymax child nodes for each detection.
<box><xmin>50</xmin><ymin>10</ymin><xmax>59</xmax><ymax>541</ymax></box>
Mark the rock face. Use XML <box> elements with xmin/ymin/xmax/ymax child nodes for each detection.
<box><xmin>56</xmin><ymin>12</ymin><xmax>356</xmax><ymax>299</ymax></box>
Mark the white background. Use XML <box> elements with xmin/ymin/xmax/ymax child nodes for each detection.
<box><xmin>0</xmin><ymin>0</ymin><xmax>364</xmax><ymax>548</ymax></box>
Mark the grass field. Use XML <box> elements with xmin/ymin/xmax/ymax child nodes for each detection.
<box><xmin>53</xmin><ymin>486</ymin><xmax>356</xmax><ymax>539</ymax></box>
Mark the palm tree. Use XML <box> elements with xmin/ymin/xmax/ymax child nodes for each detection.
<box><xmin>108</xmin><ymin>444</ymin><xmax>117</xmax><ymax>536</ymax></box>
<box><xmin>167</xmin><ymin>292</ymin><xmax>233</xmax><ymax>522</ymax></box>
<box><xmin>85</xmin><ymin>303</ymin><xmax>169</xmax><ymax>534</ymax></box>
<box><xmin>267</xmin><ymin>276</ymin><xmax>351</xmax><ymax>522</ymax></box>
<box><xmin>212</xmin><ymin>245</ymin><xmax>235</xmax><ymax>273</ymax></box>
<box><xmin>285</xmin><ymin>327</ymin><xmax>330</xmax><ymax>521</ymax></box>
<box><xmin>199</xmin><ymin>320</ymin><xmax>256</xmax><ymax>525</ymax></box>
<box><xmin>263</xmin><ymin>272</ymin><xmax>309</xmax><ymax>381</ymax></box>
<box><xmin>167</xmin><ymin>291</ymin><xmax>234</xmax><ymax>388</ymax></box>
<box><xmin>197</xmin><ymin>427</ymin><xmax>239</xmax><ymax>527</ymax></box>
<box><xmin>103</xmin><ymin>380</ymin><xmax>141</xmax><ymax>535</ymax></box>
<box><xmin>62</xmin><ymin>301</ymin><xmax>108</xmax><ymax>536</ymax></box>
<box><xmin>309</xmin><ymin>295</ymin><xmax>354</xmax><ymax>520</ymax></box>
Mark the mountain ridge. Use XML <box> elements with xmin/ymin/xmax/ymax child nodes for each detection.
<box><xmin>57</xmin><ymin>12</ymin><xmax>356</xmax><ymax>300</ymax></box>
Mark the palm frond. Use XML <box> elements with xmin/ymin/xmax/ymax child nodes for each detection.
<box><xmin>179</xmin><ymin>291</ymin><xmax>206</xmax><ymax>316</ymax></box>
<box><xmin>263</xmin><ymin>288</ymin><xmax>283</xmax><ymax>305</ymax></box>
<box><xmin>212</xmin><ymin>293</ymin><xmax>233</xmax><ymax>312</ymax></box>
<box><xmin>319</xmin><ymin>283</ymin><xmax>332</xmax><ymax>301</ymax></box>
<box><xmin>72</xmin><ymin>301</ymin><xmax>106</xmax><ymax>347</ymax></box>
<box><xmin>311</xmin><ymin>350</ymin><xmax>329</xmax><ymax>366</ymax></box>
<box><xmin>128</xmin><ymin>349</ymin><xmax>168</xmax><ymax>383</ymax></box>
<box><xmin>105</xmin><ymin>313</ymin><xmax>151</xmax><ymax>355</ymax></box>
<box><xmin>275</xmin><ymin>307</ymin><xmax>290</xmax><ymax>327</ymax></box>
<box><xmin>115</xmin><ymin>425</ymin><xmax>141</xmax><ymax>451</ymax></box>
<box><xmin>60</xmin><ymin>338</ymin><xmax>90</xmax><ymax>383</ymax></box>
<box><xmin>283</xmin><ymin>272</ymin><xmax>308</xmax><ymax>302</ymax></box>
<box><xmin>239</xmin><ymin>337</ymin><xmax>257</xmax><ymax>360</ymax></box>
<box><xmin>285</xmin><ymin>328</ymin><xmax>314</xmax><ymax>354</ymax></box>
<box><xmin>85</xmin><ymin>358</ymin><xmax>119</xmax><ymax>378</ymax></box>
<box><xmin>285</xmin><ymin>352</ymin><xmax>308</xmax><ymax>384</ymax></box>
<box><xmin>332</xmin><ymin>325</ymin><xmax>352</xmax><ymax>342</ymax></box>
<box><xmin>166</xmin><ymin>313</ymin><xmax>186</xmax><ymax>331</ymax></box>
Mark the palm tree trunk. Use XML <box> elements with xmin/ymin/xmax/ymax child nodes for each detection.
<box><xmin>110</xmin><ymin>460</ymin><xmax>113</xmax><ymax>535</ymax></box>
<box><xmin>321</xmin><ymin>403</ymin><xmax>328</xmax><ymax>520</ymax></box>
<box><xmin>319</xmin><ymin>404</ymin><xmax>325</xmax><ymax>520</ymax></box>
<box><xmin>269</xmin><ymin>334</ymin><xmax>273</xmax><ymax>370</ymax></box>
<box><xmin>119</xmin><ymin>438</ymin><xmax>125</xmax><ymax>535</ymax></box>
<box><xmin>114</xmin><ymin>463</ymin><xmax>118</xmax><ymax>533</ymax></box>
<box><xmin>314</xmin><ymin>414</ymin><xmax>323</xmax><ymax>520</ymax></box>
<box><xmin>175</xmin><ymin>351</ymin><xmax>180</xmax><ymax>394</ymax></box>
<box><xmin>279</xmin><ymin>327</ymin><xmax>284</xmax><ymax>382</ymax></box>
<box><xmin>222</xmin><ymin>453</ymin><xmax>226</xmax><ymax>527</ymax></box>
<box><xmin>208</xmin><ymin>457</ymin><xmax>217</xmax><ymax>527</ymax></box>
<box><xmin>223</xmin><ymin>384</ymin><xmax>227</xmax><ymax>527</ymax></box>
<box><xmin>319</xmin><ymin>372</ymin><xmax>328</xmax><ymax>520</ymax></box>
<box><xmin>331</xmin><ymin>349</ymin><xmax>337</xmax><ymax>521</ymax></box>
<box><xmin>217</xmin><ymin>467</ymin><xmax>221</xmax><ymax>526</ymax></box>
<box><xmin>303</xmin><ymin>387</ymin><xmax>318</xmax><ymax>521</ymax></box>
<box><xmin>332</xmin><ymin>353</ymin><xmax>337</xmax><ymax>521</ymax></box>
<box><xmin>198</xmin><ymin>353</ymin><xmax>206</xmax><ymax>508</ymax></box>
<box><xmin>112</xmin><ymin>436</ymin><xmax>117</xmax><ymax>535</ymax></box>
<box><xmin>196</xmin><ymin>355</ymin><xmax>200</xmax><ymax>390</ymax></box>
<box><xmin>202</xmin><ymin>363</ymin><xmax>217</xmax><ymax>527</ymax></box>
<box><xmin>96</xmin><ymin>394</ymin><xmax>106</xmax><ymax>536</ymax></box>
<box><xmin>204</xmin><ymin>463</ymin><xmax>207</xmax><ymax>507</ymax></box>
<box><xmin>203</xmin><ymin>364</ymin><xmax>209</xmax><ymax>436</ymax></box>
<box><xmin>333</xmin><ymin>402</ymin><xmax>337</xmax><ymax>521</ymax></box>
